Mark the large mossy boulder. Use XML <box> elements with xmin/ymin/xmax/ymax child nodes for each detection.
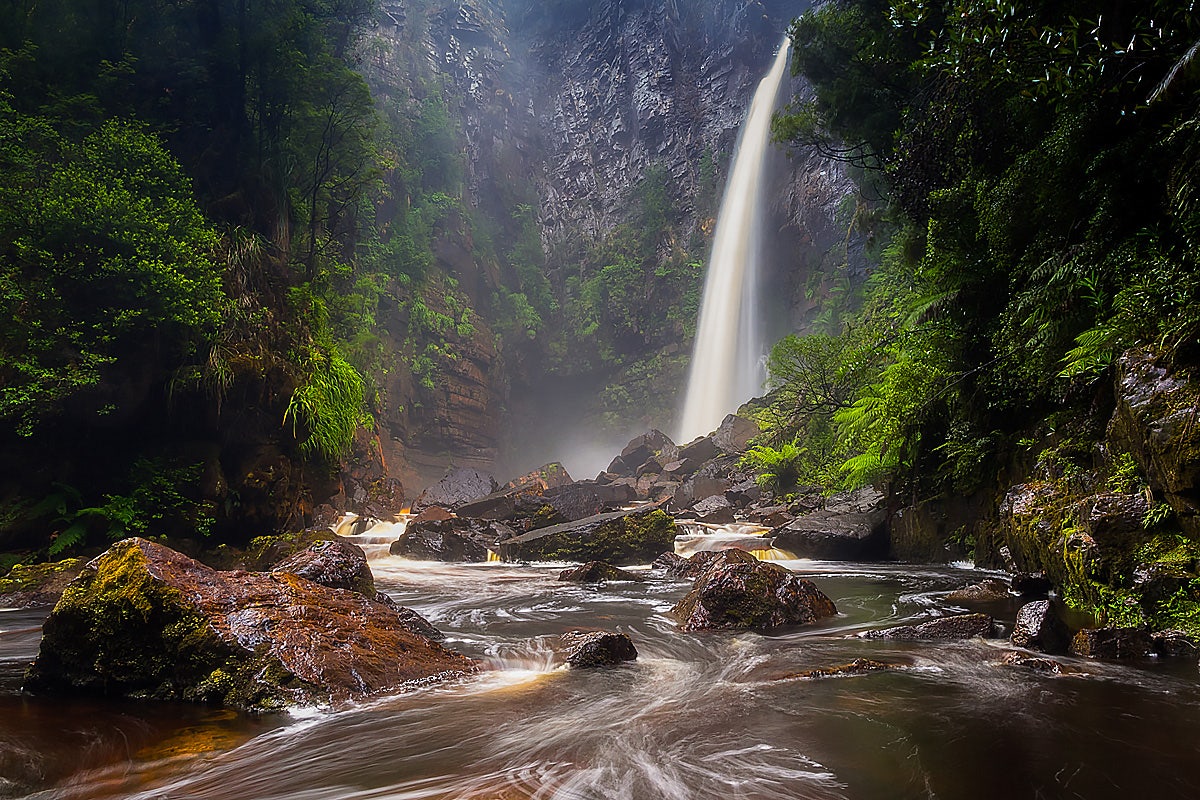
<box><xmin>497</xmin><ymin>508</ymin><xmax>676</xmax><ymax>566</ymax></box>
<box><xmin>0</xmin><ymin>558</ymin><xmax>85</xmax><ymax>608</ymax></box>
<box><xmin>25</xmin><ymin>539</ymin><xmax>473</xmax><ymax>711</ymax></box>
<box><xmin>671</xmin><ymin>550</ymin><xmax>837</xmax><ymax>632</ymax></box>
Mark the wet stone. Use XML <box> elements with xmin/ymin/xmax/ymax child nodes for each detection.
<box><xmin>1070</xmin><ymin>627</ymin><xmax>1154</xmax><ymax>659</ymax></box>
<box><xmin>779</xmin><ymin>658</ymin><xmax>898</xmax><ymax>680</ymax></box>
<box><xmin>558</xmin><ymin>562</ymin><xmax>645</xmax><ymax>583</ymax></box>
<box><xmin>945</xmin><ymin>579</ymin><xmax>1011</xmax><ymax>604</ymax></box>
<box><xmin>999</xmin><ymin>651</ymin><xmax>1065</xmax><ymax>673</ymax></box>
<box><xmin>1010</xmin><ymin>600</ymin><xmax>1071</xmax><ymax>654</ymax></box>
<box><xmin>860</xmin><ymin>613</ymin><xmax>997</xmax><ymax>641</ymax></box>
<box><xmin>559</xmin><ymin>630</ymin><xmax>638</xmax><ymax>668</ymax></box>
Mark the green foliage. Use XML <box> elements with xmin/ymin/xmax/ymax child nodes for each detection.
<box><xmin>285</xmin><ymin>345</ymin><xmax>366</xmax><ymax>463</ymax></box>
<box><xmin>741</xmin><ymin>442</ymin><xmax>804</xmax><ymax>494</ymax></box>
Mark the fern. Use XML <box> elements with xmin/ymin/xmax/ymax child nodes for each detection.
<box><xmin>285</xmin><ymin>346</ymin><xmax>367</xmax><ymax>463</ymax></box>
<box><xmin>47</xmin><ymin>522</ymin><xmax>88</xmax><ymax>557</ymax></box>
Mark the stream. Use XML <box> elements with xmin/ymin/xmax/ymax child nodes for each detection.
<box><xmin>3</xmin><ymin>546</ymin><xmax>1200</xmax><ymax>799</ymax></box>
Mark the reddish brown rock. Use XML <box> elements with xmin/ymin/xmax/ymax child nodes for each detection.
<box><xmin>0</xmin><ymin>559</ymin><xmax>85</xmax><ymax>608</ymax></box>
<box><xmin>671</xmin><ymin>550</ymin><xmax>837</xmax><ymax>632</ymax></box>
<box><xmin>271</xmin><ymin>539</ymin><xmax>375</xmax><ymax>597</ymax></box>
<box><xmin>25</xmin><ymin>539</ymin><xmax>474</xmax><ymax>711</ymax></box>
<box><xmin>1070</xmin><ymin>627</ymin><xmax>1154</xmax><ymax>659</ymax></box>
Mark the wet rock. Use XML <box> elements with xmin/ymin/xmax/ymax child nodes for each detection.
<box><xmin>770</xmin><ymin>486</ymin><xmax>888</xmax><ymax>560</ymax></box>
<box><xmin>390</xmin><ymin>517</ymin><xmax>512</xmax><ymax>562</ymax></box>
<box><xmin>1070</xmin><ymin>627</ymin><xmax>1154</xmax><ymax>659</ymax></box>
<box><xmin>1010</xmin><ymin>600</ymin><xmax>1071</xmax><ymax>654</ymax></box>
<box><xmin>1074</xmin><ymin>493</ymin><xmax>1150</xmax><ymax>552</ymax></box>
<box><xmin>411</xmin><ymin>468</ymin><xmax>499</xmax><ymax>513</ymax></box>
<box><xmin>620</xmin><ymin>430</ymin><xmax>676</xmax><ymax>474</ymax></box>
<box><xmin>213</xmin><ymin>529</ymin><xmax>336</xmax><ymax>571</ymax></box>
<box><xmin>371</xmin><ymin>594</ymin><xmax>447</xmax><ymax>642</ymax></box>
<box><xmin>778</xmin><ymin>658</ymin><xmax>897</xmax><ymax>680</ymax></box>
<box><xmin>272</xmin><ymin>539</ymin><xmax>375</xmax><ymax>598</ymax></box>
<box><xmin>724</xmin><ymin>477</ymin><xmax>763</xmax><ymax>508</ymax></box>
<box><xmin>25</xmin><ymin>538</ymin><xmax>474</xmax><ymax>711</ymax></box>
<box><xmin>559</xmin><ymin>630</ymin><xmax>638</xmax><ymax>668</ymax></box>
<box><xmin>1011</xmin><ymin>572</ymin><xmax>1053</xmax><ymax>599</ymax></box>
<box><xmin>747</xmin><ymin>505</ymin><xmax>792</xmax><ymax>528</ymax></box>
<box><xmin>673</xmin><ymin>457</ymin><xmax>739</xmax><ymax>509</ymax></box>
<box><xmin>1133</xmin><ymin>562</ymin><xmax>1191</xmax><ymax>604</ymax></box>
<box><xmin>558</xmin><ymin>561</ymin><xmax>645</xmax><ymax>583</ymax></box>
<box><xmin>0</xmin><ymin>558</ymin><xmax>85</xmax><ymax>608</ymax></box>
<box><xmin>540</xmin><ymin>481</ymin><xmax>637</xmax><ymax>521</ymax></box>
<box><xmin>860</xmin><ymin>613</ymin><xmax>997</xmax><ymax>641</ymax></box>
<box><xmin>691</xmin><ymin>495</ymin><xmax>735</xmax><ymax>524</ymax></box>
<box><xmin>652</xmin><ymin>550</ymin><xmax>721</xmax><ymax>580</ymax></box>
<box><xmin>946</xmin><ymin>579</ymin><xmax>1011</xmax><ymax>604</ymax></box>
<box><xmin>671</xmin><ymin>550</ymin><xmax>837</xmax><ymax>632</ymax></box>
<box><xmin>999</xmin><ymin>651</ymin><xmax>1065</xmax><ymax>673</ymax></box>
<box><xmin>678</xmin><ymin>436</ymin><xmax>720</xmax><ymax>464</ymax></box>
<box><xmin>409</xmin><ymin>506</ymin><xmax>454</xmax><ymax>525</ymax></box>
<box><xmin>504</xmin><ymin>463</ymin><xmax>574</xmax><ymax>493</ymax></box>
<box><xmin>713</xmin><ymin>414</ymin><xmax>758</xmax><ymax>454</ymax></box>
<box><xmin>1151</xmin><ymin>629</ymin><xmax>1200</xmax><ymax>658</ymax></box>
<box><xmin>497</xmin><ymin>508</ymin><xmax>675</xmax><ymax>566</ymax></box>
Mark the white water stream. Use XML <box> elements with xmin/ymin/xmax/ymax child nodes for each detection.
<box><xmin>678</xmin><ymin>38</ymin><xmax>792</xmax><ymax>442</ymax></box>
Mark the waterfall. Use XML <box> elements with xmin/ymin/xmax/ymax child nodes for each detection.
<box><xmin>677</xmin><ymin>38</ymin><xmax>791</xmax><ymax>443</ymax></box>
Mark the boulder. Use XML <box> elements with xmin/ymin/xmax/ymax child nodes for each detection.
<box><xmin>747</xmin><ymin>505</ymin><xmax>792</xmax><ymax>528</ymax></box>
<box><xmin>691</xmin><ymin>494</ymin><xmax>735</xmax><ymax>524</ymax></box>
<box><xmin>672</xmin><ymin>457</ymin><xmax>738</xmax><ymax>509</ymax></box>
<box><xmin>945</xmin><ymin>579</ymin><xmax>1011</xmax><ymax>604</ymax></box>
<box><xmin>25</xmin><ymin>539</ymin><xmax>474</xmax><ymax>711</ymax></box>
<box><xmin>678</xmin><ymin>436</ymin><xmax>720</xmax><ymax>464</ymax></box>
<box><xmin>620</xmin><ymin>430</ymin><xmax>676</xmax><ymax>473</ymax></box>
<box><xmin>411</xmin><ymin>468</ymin><xmax>498</xmax><ymax>513</ymax></box>
<box><xmin>409</xmin><ymin>505</ymin><xmax>454</xmax><ymax>525</ymax></box>
<box><xmin>390</xmin><ymin>517</ymin><xmax>513</xmax><ymax>562</ymax></box>
<box><xmin>651</xmin><ymin>551</ymin><xmax>721</xmax><ymax>580</ymax></box>
<box><xmin>0</xmin><ymin>558</ymin><xmax>85</xmax><ymax>608</ymax></box>
<box><xmin>770</xmin><ymin>486</ymin><xmax>888</xmax><ymax>560</ymax></box>
<box><xmin>540</xmin><ymin>481</ymin><xmax>637</xmax><ymax>521</ymax></box>
<box><xmin>214</xmin><ymin>529</ymin><xmax>336</xmax><ymax>571</ymax></box>
<box><xmin>271</xmin><ymin>539</ymin><xmax>375</xmax><ymax>597</ymax></box>
<box><xmin>713</xmin><ymin>414</ymin><xmax>758</xmax><ymax>453</ymax></box>
<box><xmin>1010</xmin><ymin>600</ymin><xmax>1071</xmax><ymax>654</ymax></box>
<box><xmin>724</xmin><ymin>477</ymin><xmax>763</xmax><ymax>508</ymax></box>
<box><xmin>671</xmin><ymin>550</ymin><xmax>837</xmax><ymax>631</ymax></box>
<box><xmin>558</xmin><ymin>630</ymin><xmax>638</xmax><ymax>668</ymax></box>
<box><xmin>1151</xmin><ymin>629</ymin><xmax>1200</xmax><ymax>658</ymax></box>
<box><xmin>454</xmin><ymin>463</ymin><xmax>578</xmax><ymax>521</ymax></box>
<box><xmin>504</xmin><ymin>462</ymin><xmax>574</xmax><ymax>493</ymax></box>
<box><xmin>558</xmin><ymin>562</ymin><xmax>645</xmax><ymax>583</ymax></box>
<box><xmin>496</xmin><ymin>508</ymin><xmax>675</xmax><ymax>566</ymax></box>
<box><xmin>1070</xmin><ymin>627</ymin><xmax>1154</xmax><ymax>659</ymax></box>
<box><xmin>860</xmin><ymin>613</ymin><xmax>997</xmax><ymax>640</ymax></box>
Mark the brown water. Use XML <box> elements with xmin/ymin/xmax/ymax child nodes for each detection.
<box><xmin>3</xmin><ymin>555</ymin><xmax>1199</xmax><ymax>799</ymax></box>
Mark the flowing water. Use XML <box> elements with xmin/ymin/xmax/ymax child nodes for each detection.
<box><xmin>678</xmin><ymin>39</ymin><xmax>792</xmax><ymax>443</ymax></box>
<box><xmin>4</xmin><ymin>541</ymin><xmax>1200</xmax><ymax>800</ymax></box>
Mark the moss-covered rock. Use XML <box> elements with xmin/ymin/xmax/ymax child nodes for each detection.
<box><xmin>25</xmin><ymin>538</ymin><xmax>474</xmax><ymax>711</ymax></box>
<box><xmin>208</xmin><ymin>528</ymin><xmax>336</xmax><ymax>571</ymax></box>
<box><xmin>498</xmin><ymin>508</ymin><xmax>677</xmax><ymax>566</ymax></box>
<box><xmin>0</xmin><ymin>558</ymin><xmax>85</xmax><ymax>608</ymax></box>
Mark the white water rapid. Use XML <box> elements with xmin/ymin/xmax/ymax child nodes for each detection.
<box><xmin>678</xmin><ymin>37</ymin><xmax>791</xmax><ymax>443</ymax></box>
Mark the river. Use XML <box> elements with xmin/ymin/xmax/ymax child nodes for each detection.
<box><xmin>2</xmin><ymin>547</ymin><xmax>1199</xmax><ymax>799</ymax></box>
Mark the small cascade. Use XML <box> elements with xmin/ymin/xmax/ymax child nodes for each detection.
<box><xmin>332</xmin><ymin>513</ymin><xmax>410</xmax><ymax>560</ymax></box>
<box><xmin>674</xmin><ymin>521</ymin><xmax>794</xmax><ymax>559</ymax></box>
<box><xmin>678</xmin><ymin>37</ymin><xmax>792</xmax><ymax>442</ymax></box>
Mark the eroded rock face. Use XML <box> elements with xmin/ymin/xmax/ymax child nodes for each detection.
<box><xmin>859</xmin><ymin>613</ymin><xmax>997</xmax><ymax>641</ymax></box>
<box><xmin>558</xmin><ymin>630</ymin><xmax>638</xmax><ymax>668</ymax></box>
<box><xmin>671</xmin><ymin>550</ymin><xmax>837</xmax><ymax>632</ymax></box>
<box><xmin>272</xmin><ymin>539</ymin><xmax>375</xmax><ymax>598</ymax></box>
<box><xmin>26</xmin><ymin>539</ymin><xmax>473</xmax><ymax>711</ymax></box>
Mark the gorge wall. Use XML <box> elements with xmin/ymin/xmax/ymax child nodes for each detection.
<box><xmin>362</xmin><ymin>0</ymin><xmax>857</xmax><ymax>488</ymax></box>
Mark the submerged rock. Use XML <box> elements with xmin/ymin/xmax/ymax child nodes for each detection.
<box><xmin>0</xmin><ymin>558</ymin><xmax>85</xmax><ymax>608</ymax></box>
<box><xmin>558</xmin><ymin>562</ymin><xmax>645</xmax><ymax>583</ymax></box>
<box><xmin>671</xmin><ymin>550</ymin><xmax>837</xmax><ymax>632</ymax></box>
<box><xmin>999</xmin><ymin>651</ymin><xmax>1066</xmax><ymax>674</ymax></box>
<box><xmin>497</xmin><ymin>507</ymin><xmax>675</xmax><ymax>566</ymax></box>
<box><xmin>1010</xmin><ymin>600</ymin><xmax>1071</xmax><ymax>654</ymax></box>
<box><xmin>778</xmin><ymin>658</ymin><xmax>898</xmax><ymax>680</ymax></box>
<box><xmin>946</xmin><ymin>579</ymin><xmax>1012</xmax><ymax>605</ymax></box>
<box><xmin>26</xmin><ymin>538</ymin><xmax>473</xmax><ymax>711</ymax></box>
<box><xmin>559</xmin><ymin>630</ymin><xmax>638</xmax><ymax>668</ymax></box>
<box><xmin>860</xmin><ymin>613</ymin><xmax>997</xmax><ymax>641</ymax></box>
<box><xmin>271</xmin><ymin>539</ymin><xmax>375</xmax><ymax>597</ymax></box>
<box><xmin>1070</xmin><ymin>627</ymin><xmax>1154</xmax><ymax>659</ymax></box>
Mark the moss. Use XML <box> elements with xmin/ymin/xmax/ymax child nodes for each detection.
<box><xmin>0</xmin><ymin>558</ymin><xmax>83</xmax><ymax>597</ymax></box>
<box><xmin>514</xmin><ymin>510</ymin><xmax>676</xmax><ymax>565</ymax></box>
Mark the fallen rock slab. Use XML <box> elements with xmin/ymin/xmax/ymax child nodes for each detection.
<box><xmin>497</xmin><ymin>508</ymin><xmax>676</xmax><ymax>566</ymax></box>
<box><xmin>25</xmin><ymin>538</ymin><xmax>474</xmax><ymax>711</ymax></box>
<box><xmin>671</xmin><ymin>550</ymin><xmax>837</xmax><ymax>632</ymax></box>
<box><xmin>859</xmin><ymin>613</ymin><xmax>997</xmax><ymax>640</ymax></box>
<box><xmin>558</xmin><ymin>562</ymin><xmax>645</xmax><ymax>583</ymax></box>
<box><xmin>559</xmin><ymin>630</ymin><xmax>638</xmax><ymax>668</ymax></box>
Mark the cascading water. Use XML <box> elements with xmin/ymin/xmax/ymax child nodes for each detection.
<box><xmin>677</xmin><ymin>38</ymin><xmax>792</xmax><ymax>443</ymax></box>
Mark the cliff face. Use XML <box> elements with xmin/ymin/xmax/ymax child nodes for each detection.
<box><xmin>362</xmin><ymin>0</ymin><xmax>856</xmax><ymax>486</ymax></box>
